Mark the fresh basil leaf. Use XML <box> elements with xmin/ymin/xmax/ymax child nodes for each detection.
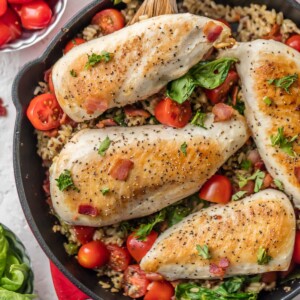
<box><xmin>166</xmin><ymin>73</ymin><xmax>195</xmax><ymax>104</ymax></box>
<box><xmin>232</xmin><ymin>191</ymin><xmax>248</xmax><ymax>201</ymax></box>
<box><xmin>0</xmin><ymin>288</ymin><xmax>36</xmax><ymax>300</ymax></box>
<box><xmin>271</xmin><ymin>127</ymin><xmax>298</xmax><ymax>157</ymax></box>
<box><xmin>196</xmin><ymin>244</ymin><xmax>211</xmax><ymax>259</ymax></box>
<box><xmin>55</xmin><ymin>170</ymin><xmax>79</xmax><ymax>192</ymax></box>
<box><xmin>191</xmin><ymin>111</ymin><xmax>207</xmax><ymax>129</ymax></box>
<box><xmin>98</xmin><ymin>136</ymin><xmax>111</xmax><ymax>156</ymax></box>
<box><xmin>257</xmin><ymin>247</ymin><xmax>272</xmax><ymax>265</ymax></box>
<box><xmin>267</xmin><ymin>73</ymin><xmax>298</xmax><ymax>94</ymax></box>
<box><xmin>0</xmin><ymin>226</ymin><xmax>8</xmax><ymax>278</ymax></box>
<box><xmin>180</xmin><ymin>142</ymin><xmax>188</xmax><ymax>156</ymax></box>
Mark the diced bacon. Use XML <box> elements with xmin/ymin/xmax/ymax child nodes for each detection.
<box><xmin>84</xmin><ymin>97</ymin><xmax>108</xmax><ymax>114</ymax></box>
<box><xmin>212</xmin><ymin>103</ymin><xmax>234</xmax><ymax>122</ymax></box>
<box><xmin>110</xmin><ymin>159</ymin><xmax>134</xmax><ymax>181</ymax></box>
<box><xmin>247</xmin><ymin>149</ymin><xmax>261</xmax><ymax>165</ymax></box>
<box><xmin>231</xmin><ymin>85</ymin><xmax>239</xmax><ymax>106</ymax></box>
<box><xmin>262</xmin><ymin>24</ymin><xmax>282</xmax><ymax>42</ymax></box>
<box><xmin>203</xmin><ymin>21</ymin><xmax>223</xmax><ymax>43</ymax></box>
<box><xmin>0</xmin><ymin>98</ymin><xmax>7</xmax><ymax>117</ymax></box>
<box><xmin>219</xmin><ymin>257</ymin><xmax>230</xmax><ymax>268</ymax></box>
<box><xmin>145</xmin><ymin>272</ymin><xmax>164</xmax><ymax>281</ymax></box>
<box><xmin>209</xmin><ymin>258</ymin><xmax>230</xmax><ymax>278</ymax></box>
<box><xmin>78</xmin><ymin>204</ymin><xmax>99</xmax><ymax>217</ymax></box>
<box><xmin>96</xmin><ymin>118</ymin><xmax>117</xmax><ymax>128</ymax></box>
<box><xmin>263</xmin><ymin>173</ymin><xmax>273</xmax><ymax>189</ymax></box>
<box><xmin>240</xmin><ymin>180</ymin><xmax>255</xmax><ymax>196</ymax></box>
<box><xmin>294</xmin><ymin>167</ymin><xmax>300</xmax><ymax>183</ymax></box>
<box><xmin>124</xmin><ymin>105</ymin><xmax>151</xmax><ymax>118</ymax></box>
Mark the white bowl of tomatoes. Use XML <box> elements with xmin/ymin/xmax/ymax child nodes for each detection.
<box><xmin>0</xmin><ymin>0</ymin><xmax>67</xmax><ymax>52</ymax></box>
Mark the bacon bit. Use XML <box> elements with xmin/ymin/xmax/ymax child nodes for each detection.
<box><xmin>231</xmin><ymin>85</ymin><xmax>239</xmax><ymax>106</ymax></box>
<box><xmin>263</xmin><ymin>173</ymin><xmax>273</xmax><ymax>189</ymax></box>
<box><xmin>44</xmin><ymin>129</ymin><xmax>58</xmax><ymax>138</ymax></box>
<box><xmin>240</xmin><ymin>180</ymin><xmax>255</xmax><ymax>196</ymax></box>
<box><xmin>212</xmin><ymin>103</ymin><xmax>234</xmax><ymax>122</ymax></box>
<box><xmin>262</xmin><ymin>24</ymin><xmax>282</xmax><ymax>42</ymax></box>
<box><xmin>145</xmin><ymin>273</ymin><xmax>164</xmax><ymax>281</ymax></box>
<box><xmin>247</xmin><ymin>149</ymin><xmax>261</xmax><ymax>165</ymax></box>
<box><xmin>0</xmin><ymin>99</ymin><xmax>7</xmax><ymax>116</ymax></box>
<box><xmin>124</xmin><ymin>105</ymin><xmax>151</xmax><ymax>118</ymax></box>
<box><xmin>294</xmin><ymin>167</ymin><xmax>300</xmax><ymax>183</ymax></box>
<box><xmin>203</xmin><ymin>21</ymin><xmax>224</xmax><ymax>43</ymax></box>
<box><xmin>44</xmin><ymin>68</ymin><xmax>52</xmax><ymax>82</ymax></box>
<box><xmin>59</xmin><ymin>113</ymin><xmax>68</xmax><ymax>125</ymax></box>
<box><xmin>110</xmin><ymin>159</ymin><xmax>134</xmax><ymax>181</ymax></box>
<box><xmin>84</xmin><ymin>97</ymin><xmax>108</xmax><ymax>114</ymax></box>
<box><xmin>209</xmin><ymin>258</ymin><xmax>230</xmax><ymax>278</ymax></box>
<box><xmin>254</xmin><ymin>161</ymin><xmax>266</xmax><ymax>171</ymax></box>
<box><xmin>96</xmin><ymin>118</ymin><xmax>117</xmax><ymax>128</ymax></box>
<box><xmin>78</xmin><ymin>204</ymin><xmax>99</xmax><ymax>217</ymax></box>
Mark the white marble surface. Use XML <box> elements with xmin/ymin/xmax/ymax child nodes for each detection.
<box><xmin>0</xmin><ymin>0</ymin><xmax>92</xmax><ymax>299</ymax></box>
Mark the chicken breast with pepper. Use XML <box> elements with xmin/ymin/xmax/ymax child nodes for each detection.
<box><xmin>50</xmin><ymin>112</ymin><xmax>249</xmax><ymax>227</ymax></box>
<box><xmin>140</xmin><ymin>189</ymin><xmax>295</xmax><ymax>280</ymax></box>
<box><xmin>219</xmin><ymin>40</ymin><xmax>300</xmax><ymax>207</ymax></box>
<box><xmin>52</xmin><ymin>14</ymin><xmax>233</xmax><ymax>122</ymax></box>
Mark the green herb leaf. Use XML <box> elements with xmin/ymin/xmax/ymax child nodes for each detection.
<box><xmin>98</xmin><ymin>136</ymin><xmax>111</xmax><ymax>156</ymax></box>
<box><xmin>180</xmin><ymin>142</ymin><xmax>188</xmax><ymax>156</ymax></box>
<box><xmin>167</xmin><ymin>57</ymin><xmax>238</xmax><ymax>104</ymax></box>
<box><xmin>270</xmin><ymin>127</ymin><xmax>298</xmax><ymax>157</ymax></box>
<box><xmin>238</xmin><ymin>170</ymin><xmax>265</xmax><ymax>193</ymax></box>
<box><xmin>232</xmin><ymin>191</ymin><xmax>248</xmax><ymax>201</ymax></box>
<box><xmin>263</xmin><ymin>96</ymin><xmax>272</xmax><ymax>106</ymax></box>
<box><xmin>274</xmin><ymin>179</ymin><xmax>284</xmax><ymax>191</ymax></box>
<box><xmin>196</xmin><ymin>244</ymin><xmax>211</xmax><ymax>259</ymax></box>
<box><xmin>70</xmin><ymin>69</ymin><xmax>77</xmax><ymax>77</ymax></box>
<box><xmin>113</xmin><ymin>0</ymin><xmax>123</xmax><ymax>4</ymax></box>
<box><xmin>113</xmin><ymin>111</ymin><xmax>127</xmax><ymax>126</ymax></box>
<box><xmin>85</xmin><ymin>51</ymin><xmax>112</xmax><ymax>69</ymax></box>
<box><xmin>166</xmin><ymin>73</ymin><xmax>195</xmax><ymax>104</ymax></box>
<box><xmin>118</xmin><ymin>221</ymin><xmax>132</xmax><ymax>237</ymax></box>
<box><xmin>55</xmin><ymin>170</ymin><xmax>79</xmax><ymax>192</ymax></box>
<box><xmin>191</xmin><ymin>111</ymin><xmax>207</xmax><ymax>129</ymax></box>
<box><xmin>233</xmin><ymin>100</ymin><xmax>245</xmax><ymax>115</ymax></box>
<box><xmin>267</xmin><ymin>73</ymin><xmax>298</xmax><ymax>93</ymax></box>
<box><xmin>64</xmin><ymin>243</ymin><xmax>79</xmax><ymax>256</ymax></box>
<box><xmin>101</xmin><ymin>187</ymin><xmax>110</xmax><ymax>195</ymax></box>
<box><xmin>166</xmin><ymin>205</ymin><xmax>191</xmax><ymax>227</ymax></box>
<box><xmin>135</xmin><ymin>210</ymin><xmax>166</xmax><ymax>240</ymax></box>
<box><xmin>257</xmin><ymin>247</ymin><xmax>272</xmax><ymax>265</ymax></box>
<box><xmin>241</xmin><ymin>159</ymin><xmax>252</xmax><ymax>171</ymax></box>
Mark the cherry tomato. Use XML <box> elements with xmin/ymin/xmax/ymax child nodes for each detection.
<box><xmin>204</xmin><ymin>70</ymin><xmax>239</xmax><ymax>104</ymax></box>
<box><xmin>286</xmin><ymin>35</ymin><xmax>300</xmax><ymax>52</ymax></box>
<box><xmin>0</xmin><ymin>7</ymin><xmax>21</xmax><ymax>43</ymax></box>
<box><xmin>0</xmin><ymin>22</ymin><xmax>11</xmax><ymax>46</ymax></box>
<box><xmin>144</xmin><ymin>281</ymin><xmax>175</xmax><ymax>300</ymax></box>
<box><xmin>0</xmin><ymin>0</ymin><xmax>7</xmax><ymax>17</ymax></box>
<box><xmin>73</xmin><ymin>226</ymin><xmax>95</xmax><ymax>245</ymax></box>
<box><xmin>155</xmin><ymin>97</ymin><xmax>192</xmax><ymax>128</ymax></box>
<box><xmin>20</xmin><ymin>0</ymin><xmax>52</xmax><ymax>29</ymax></box>
<box><xmin>50</xmin><ymin>261</ymin><xmax>89</xmax><ymax>300</ymax></box>
<box><xmin>124</xmin><ymin>265</ymin><xmax>150</xmax><ymax>299</ymax></box>
<box><xmin>216</xmin><ymin>18</ymin><xmax>230</xmax><ymax>28</ymax></box>
<box><xmin>127</xmin><ymin>231</ymin><xmax>158</xmax><ymax>263</ymax></box>
<box><xmin>64</xmin><ymin>37</ymin><xmax>85</xmax><ymax>54</ymax></box>
<box><xmin>293</xmin><ymin>231</ymin><xmax>300</xmax><ymax>264</ymax></box>
<box><xmin>91</xmin><ymin>8</ymin><xmax>125</xmax><ymax>35</ymax></box>
<box><xmin>8</xmin><ymin>0</ymin><xmax>34</xmax><ymax>3</ymax></box>
<box><xmin>78</xmin><ymin>241</ymin><xmax>109</xmax><ymax>269</ymax></box>
<box><xmin>199</xmin><ymin>175</ymin><xmax>232</xmax><ymax>204</ymax></box>
<box><xmin>26</xmin><ymin>93</ymin><xmax>64</xmax><ymax>131</ymax></box>
<box><xmin>107</xmin><ymin>244</ymin><xmax>131</xmax><ymax>272</ymax></box>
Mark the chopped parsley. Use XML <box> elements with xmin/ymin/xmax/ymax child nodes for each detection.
<box><xmin>85</xmin><ymin>51</ymin><xmax>112</xmax><ymax>69</ymax></box>
<box><xmin>263</xmin><ymin>96</ymin><xmax>272</xmax><ymax>106</ymax></box>
<box><xmin>101</xmin><ymin>187</ymin><xmax>110</xmax><ymax>195</ymax></box>
<box><xmin>135</xmin><ymin>210</ymin><xmax>166</xmax><ymax>240</ymax></box>
<box><xmin>233</xmin><ymin>100</ymin><xmax>245</xmax><ymax>115</ymax></box>
<box><xmin>231</xmin><ymin>191</ymin><xmax>248</xmax><ymax>201</ymax></box>
<box><xmin>274</xmin><ymin>179</ymin><xmax>284</xmax><ymax>191</ymax></box>
<box><xmin>70</xmin><ymin>69</ymin><xmax>77</xmax><ymax>77</ymax></box>
<box><xmin>257</xmin><ymin>247</ymin><xmax>272</xmax><ymax>265</ymax></box>
<box><xmin>55</xmin><ymin>169</ymin><xmax>79</xmax><ymax>192</ymax></box>
<box><xmin>98</xmin><ymin>136</ymin><xmax>111</xmax><ymax>156</ymax></box>
<box><xmin>196</xmin><ymin>244</ymin><xmax>211</xmax><ymax>259</ymax></box>
<box><xmin>238</xmin><ymin>170</ymin><xmax>265</xmax><ymax>193</ymax></box>
<box><xmin>240</xmin><ymin>159</ymin><xmax>252</xmax><ymax>171</ymax></box>
<box><xmin>191</xmin><ymin>111</ymin><xmax>207</xmax><ymax>129</ymax></box>
<box><xmin>267</xmin><ymin>73</ymin><xmax>298</xmax><ymax>94</ymax></box>
<box><xmin>270</xmin><ymin>127</ymin><xmax>298</xmax><ymax>157</ymax></box>
<box><xmin>180</xmin><ymin>142</ymin><xmax>188</xmax><ymax>156</ymax></box>
<box><xmin>113</xmin><ymin>111</ymin><xmax>127</xmax><ymax>126</ymax></box>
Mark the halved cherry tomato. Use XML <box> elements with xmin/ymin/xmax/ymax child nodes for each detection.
<box><xmin>0</xmin><ymin>7</ymin><xmax>21</xmax><ymax>42</ymax></box>
<box><xmin>50</xmin><ymin>261</ymin><xmax>89</xmax><ymax>300</ymax></box>
<box><xmin>286</xmin><ymin>35</ymin><xmax>300</xmax><ymax>52</ymax></box>
<box><xmin>107</xmin><ymin>244</ymin><xmax>131</xmax><ymax>272</ymax></box>
<box><xmin>64</xmin><ymin>37</ymin><xmax>85</xmax><ymax>54</ymax></box>
<box><xmin>8</xmin><ymin>0</ymin><xmax>34</xmax><ymax>3</ymax></box>
<box><xmin>20</xmin><ymin>0</ymin><xmax>52</xmax><ymax>29</ymax></box>
<box><xmin>0</xmin><ymin>22</ymin><xmax>11</xmax><ymax>46</ymax></box>
<box><xmin>204</xmin><ymin>70</ymin><xmax>239</xmax><ymax>104</ymax></box>
<box><xmin>199</xmin><ymin>174</ymin><xmax>232</xmax><ymax>204</ymax></box>
<box><xmin>26</xmin><ymin>93</ymin><xmax>64</xmax><ymax>131</ymax></box>
<box><xmin>73</xmin><ymin>226</ymin><xmax>95</xmax><ymax>245</ymax></box>
<box><xmin>78</xmin><ymin>241</ymin><xmax>109</xmax><ymax>269</ymax></box>
<box><xmin>91</xmin><ymin>8</ymin><xmax>124</xmax><ymax>35</ymax></box>
<box><xmin>127</xmin><ymin>231</ymin><xmax>158</xmax><ymax>263</ymax></box>
<box><xmin>0</xmin><ymin>0</ymin><xmax>7</xmax><ymax>17</ymax></box>
<box><xmin>144</xmin><ymin>281</ymin><xmax>175</xmax><ymax>300</ymax></box>
<box><xmin>293</xmin><ymin>231</ymin><xmax>300</xmax><ymax>264</ymax></box>
<box><xmin>155</xmin><ymin>97</ymin><xmax>192</xmax><ymax>128</ymax></box>
<box><xmin>124</xmin><ymin>265</ymin><xmax>150</xmax><ymax>299</ymax></box>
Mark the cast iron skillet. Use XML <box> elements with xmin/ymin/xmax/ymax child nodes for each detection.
<box><xmin>12</xmin><ymin>0</ymin><xmax>300</xmax><ymax>299</ymax></box>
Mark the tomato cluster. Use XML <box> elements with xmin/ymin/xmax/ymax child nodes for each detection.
<box><xmin>0</xmin><ymin>0</ymin><xmax>52</xmax><ymax>46</ymax></box>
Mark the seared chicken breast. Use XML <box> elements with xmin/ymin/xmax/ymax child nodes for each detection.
<box><xmin>140</xmin><ymin>189</ymin><xmax>295</xmax><ymax>280</ymax></box>
<box><xmin>219</xmin><ymin>40</ymin><xmax>300</xmax><ymax>207</ymax></box>
<box><xmin>50</xmin><ymin>113</ymin><xmax>249</xmax><ymax>226</ymax></box>
<box><xmin>52</xmin><ymin>14</ymin><xmax>232</xmax><ymax>122</ymax></box>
